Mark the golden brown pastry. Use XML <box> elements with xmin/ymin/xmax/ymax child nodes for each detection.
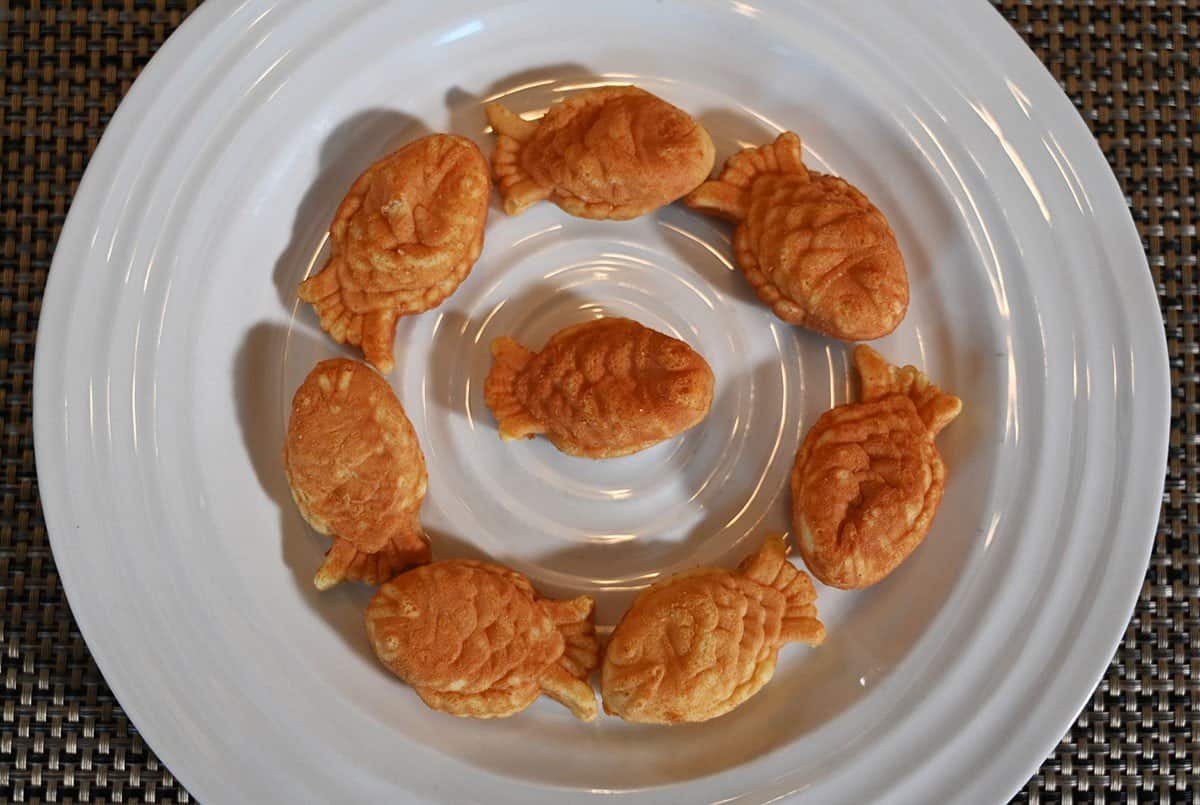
<box><xmin>686</xmin><ymin>132</ymin><xmax>908</xmax><ymax>341</ymax></box>
<box><xmin>601</xmin><ymin>534</ymin><xmax>824</xmax><ymax>724</ymax></box>
<box><xmin>284</xmin><ymin>358</ymin><xmax>430</xmax><ymax>590</ymax></box>
<box><xmin>486</xmin><ymin>86</ymin><xmax>714</xmax><ymax>220</ymax></box>
<box><xmin>790</xmin><ymin>346</ymin><xmax>962</xmax><ymax>589</ymax></box>
<box><xmin>298</xmin><ymin>134</ymin><xmax>489</xmax><ymax>373</ymax></box>
<box><xmin>484</xmin><ymin>317</ymin><xmax>714</xmax><ymax>459</ymax></box>
<box><xmin>366</xmin><ymin>560</ymin><xmax>599</xmax><ymax>720</ymax></box>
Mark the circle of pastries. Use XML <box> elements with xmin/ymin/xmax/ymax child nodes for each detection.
<box><xmin>283</xmin><ymin>86</ymin><xmax>966</xmax><ymax>726</ymax></box>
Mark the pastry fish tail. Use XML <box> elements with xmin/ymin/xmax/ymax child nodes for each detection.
<box><xmin>739</xmin><ymin>534</ymin><xmax>826</xmax><ymax>647</ymax></box>
<box><xmin>484</xmin><ymin>102</ymin><xmax>552</xmax><ymax>216</ymax></box>
<box><xmin>297</xmin><ymin>261</ymin><xmax>399</xmax><ymax>373</ymax></box>
<box><xmin>684</xmin><ymin>131</ymin><xmax>808</xmax><ymax>222</ymax></box>
<box><xmin>539</xmin><ymin>595</ymin><xmax>600</xmax><ymax>721</ymax></box>
<box><xmin>483</xmin><ymin>337</ymin><xmax>544</xmax><ymax>441</ymax></box>
<box><xmin>544</xmin><ymin>595</ymin><xmax>600</xmax><ymax>680</ymax></box>
<box><xmin>313</xmin><ymin>514</ymin><xmax>431</xmax><ymax>590</ymax></box>
<box><xmin>853</xmin><ymin>345</ymin><xmax>963</xmax><ymax>437</ymax></box>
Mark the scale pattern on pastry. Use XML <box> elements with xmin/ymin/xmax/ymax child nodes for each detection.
<box><xmin>686</xmin><ymin>131</ymin><xmax>908</xmax><ymax>341</ymax></box>
<box><xmin>790</xmin><ymin>346</ymin><xmax>962</xmax><ymax>589</ymax></box>
<box><xmin>484</xmin><ymin>317</ymin><xmax>715</xmax><ymax>458</ymax></box>
<box><xmin>486</xmin><ymin>85</ymin><xmax>715</xmax><ymax>220</ymax></box>
<box><xmin>298</xmin><ymin>134</ymin><xmax>489</xmax><ymax>373</ymax></box>
<box><xmin>366</xmin><ymin>560</ymin><xmax>600</xmax><ymax>720</ymax></box>
<box><xmin>601</xmin><ymin>534</ymin><xmax>824</xmax><ymax>724</ymax></box>
<box><xmin>284</xmin><ymin>358</ymin><xmax>430</xmax><ymax>589</ymax></box>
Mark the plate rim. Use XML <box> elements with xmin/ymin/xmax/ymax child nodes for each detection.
<box><xmin>953</xmin><ymin>1</ymin><xmax>1169</xmax><ymax>798</ymax></box>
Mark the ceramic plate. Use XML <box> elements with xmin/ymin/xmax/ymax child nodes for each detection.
<box><xmin>33</xmin><ymin>0</ymin><xmax>1168</xmax><ymax>801</ymax></box>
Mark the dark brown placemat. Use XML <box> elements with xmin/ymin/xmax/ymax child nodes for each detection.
<box><xmin>1</xmin><ymin>1</ymin><xmax>1194</xmax><ymax>801</ymax></box>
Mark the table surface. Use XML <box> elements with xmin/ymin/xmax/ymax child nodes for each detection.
<box><xmin>1</xmin><ymin>1</ymin><xmax>1195</xmax><ymax>801</ymax></box>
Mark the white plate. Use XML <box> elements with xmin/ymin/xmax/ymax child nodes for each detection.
<box><xmin>33</xmin><ymin>1</ymin><xmax>1168</xmax><ymax>802</ymax></box>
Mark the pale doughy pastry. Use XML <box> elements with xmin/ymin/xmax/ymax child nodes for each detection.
<box><xmin>298</xmin><ymin>134</ymin><xmax>489</xmax><ymax>373</ymax></box>
<box><xmin>366</xmin><ymin>560</ymin><xmax>599</xmax><ymax>720</ymax></box>
<box><xmin>686</xmin><ymin>132</ymin><xmax>908</xmax><ymax>340</ymax></box>
<box><xmin>284</xmin><ymin>358</ymin><xmax>430</xmax><ymax>589</ymax></box>
<box><xmin>486</xmin><ymin>86</ymin><xmax>714</xmax><ymax>219</ymax></box>
<box><xmin>601</xmin><ymin>534</ymin><xmax>824</xmax><ymax>724</ymax></box>
<box><xmin>790</xmin><ymin>346</ymin><xmax>962</xmax><ymax>589</ymax></box>
<box><xmin>484</xmin><ymin>317</ymin><xmax>714</xmax><ymax>459</ymax></box>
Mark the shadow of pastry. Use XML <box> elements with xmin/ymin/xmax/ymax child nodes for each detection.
<box><xmin>233</xmin><ymin>322</ymin><xmax>380</xmax><ymax>668</ymax></box>
<box><xmin>444</xmin><ymin>62</ymin><xmax>606</xmax><ymax>138</ymax></box>
<box><xmin>271</xmin><ymin>109</ymin><xmax>434</xmax><ymax>315</ymax></box>
<box><xmin>422</xmin><ymin>525</ymin><xmax>494</xmax><ymax>564</ymax></box>
<box><xmin>695</xmin><ymin>106</ymin><xmax>778</xmax><ymax>168</ymax></box>
<box><xmin>518</xmin><ymin>535</ymin><xmax>704</xmax><ymax>629</ymax></box>
<box><xmin>652</xmin><ymin>202</ymin><xmax>762</xmax><ymax>308</ymax></box>
<box><xmin>673</xmin><ymin>364</ymin><xmax>757</xmax><ymax>535</ymax></box>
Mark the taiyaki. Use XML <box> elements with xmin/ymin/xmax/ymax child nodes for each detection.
<box><xmin>298</xmin><ymin>134</ymin><xmax>490</xmax><ymax>373</ymax></box>
<box><xmin>284</xmin><ymin>358</ymin><xmax>430</xmax><ymax>589</ymax></box>
<box><xmin>791</xmin><ymin>346</ymin><xmax>962</xmax><ymax>589</ymax></box>
<box><xmin>601</xmin><ymin>534</ymin><xmax>825</xmax><ymax>724</ymax></box>
<box><xmin>484</xmin><ymin>317</ymin><xmax>714</xmax><ymax>459</ymax></box>
<box><xmin>366</xmin><ymin>560</ymin><xmax>600</xmax><ymax>720</ymax></box>
<box><xmin>486</xmin><ymin>86</ymin><xmax>715</xmax><ymax>220</ymax></box>
<box><xmin>685</xmin><ymin>132</ymin><xmax>908</xmax><ymax>341</ymax></box>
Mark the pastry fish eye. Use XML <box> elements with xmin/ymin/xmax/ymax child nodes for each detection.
<box><xmin>608</xmin><ymin>634</ymin><xmax>642</xmax><ymax>664</ymax></box>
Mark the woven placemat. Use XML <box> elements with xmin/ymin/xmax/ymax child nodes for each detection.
<box><xmin>1</xmin><ymin>1</ymin><xmax>1194</xmax><ymax>801</ymax></box>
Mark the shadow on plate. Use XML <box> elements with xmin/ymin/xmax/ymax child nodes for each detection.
<box><xmin>652</xmin><ymin>203</ymin><xmax>764</xmax><ymax>309</ymax></box>
<box><xmin>234</xmin><ymin>321</ymin><xmax>380</xmax><ymax>668</ymax></box>
<box><xmin>443</xmin><ymin>61</ymin><xmax>606</xmax><ymax>138</ymax></box>
<box><xmin>695</xmin><ymin>106</ymin><xmax>777</xmax><ymax>167</ymax></box>
<box><xmin>514</xmin><ymin>534</ymin><xmax>692</xmax><ymax>627</ymax></box>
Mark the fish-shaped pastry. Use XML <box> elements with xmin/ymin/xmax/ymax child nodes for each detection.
<box><xmin>791</xmin><ymin>346</ymin><xmax>962</xmax><ymax>589</ymax></box>
<box><xmin>298</xmin><ymin>134</ymin><xmax>490</xmax><ymax>373</ymax></box>
<box><xmin>484</xmin><ymin>317</ymin><xmax>714</xmax><ymax>459</ymax></box>
<box><xmin>686</xmin><ymin>132</ymin><xmax>909</xmax><ymax>341</ymax></box>
<box><xmin>601</xmin><ymin>534</ymin><xmax>825</xmax><ymax>724</ymax></box>
<box><xmin>366</xmin><ymin>559</ymin><xmax>600</xmax><ymax>720</ymax></box>
<box><xmin>485</xmin><ymin>86</ymin><xmax>715</xmax><ymax>220</ymax></box>
<box><xmin>284</xmin><ymin>358</ymin><xmax>430</xmax><ymax>589</ymax></box>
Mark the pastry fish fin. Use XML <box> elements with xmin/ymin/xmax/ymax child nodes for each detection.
<box><xmin>359</xmin><ymin>310</ymin><xmax>399</xmax><ymax>374</ymax></box>
<box><xmin>854</xmin><ymin>345</ymin><xmax>963</xmax><ymax>437</ymax></box>
<box><xmin>313</xmin><ymin>523</ymin><xmax>431</xmax><ymax>591</ymax></box>
<box><xmin>483</xmin><ymin>337</ymin><xmax>544</xmax><ymax>440</ymax></box>
<box><xmin>539</xmin><ymin>663</ymin><xmax>598</xmax><ymax>722</ymax></box>
<box><xmin>543</xmin><ymin>595</ymin><xmax>601</xmax><ymax>681</ymax></box>
<box><xmin>538</xmin><ymin>595</ymin><xmax>599</xmax><ymax>721</ymax></box>
<box><xmin>298</xmin><ymin>261</ymin><xmax>399</xmax><ymax>373</ymax></box>
<box><xmin>485</xmin><ymin>102</ymin><xmax>552</xmax><ymax>216</ymax></box>
<box><xmin>485</xmin><ymin>101</ymin><xmax>539</xmax><ymax>142</ymax></box>
<box><xmin>684</xmin><ymin>131</ymin><xmax>808</xmax><ymax>222</ymax></box>
<box><xmin>738</xmin><ymin>534</ymin><xmax>826</xmax><ymax>647</ymax></box>
<box><xmin>297</xmin><ymin>258</ymin><xmax>342</xmax><ymax>303</ymax></box>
